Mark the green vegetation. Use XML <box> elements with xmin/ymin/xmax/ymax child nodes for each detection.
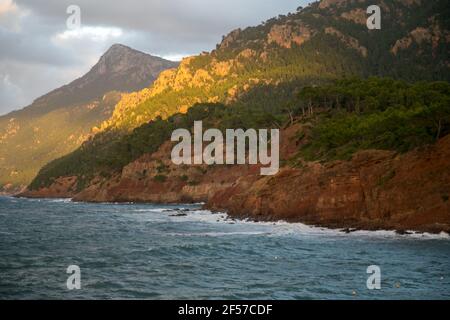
<box><xmin>30</xmin><ymin>78</ymin><xmax>450</xmax><ymax>190</ymax></box>
<box><xmin>99</xmin><ymin>0</ymin><xmax>449</xmax><ymax>133</ymax></box>
<box><xmin>188</xmin><ymin>180</ymin><xmax>200</xmax><ymax>187</ymax></box>
<box><xmin>295</xmin><ymin>78</ymin><xmax>450</xmax><ymax>161</ymax></box>
<box><xmin>0</xmin><ymin>43</ymin><xmax>178</xmax><ymax>190</ymax></box>
<box><xmin>28</xmin><ymin>0</ymin><xmax>450</xmax><ymax>191</ymax></box>
<box><xmin>153</xmin><ymin>174</ymin><xmax>168</xmax><ymax>183</ymax></box>
<box><xmin>0</xmin><ymin>91</ymin><xmax>122</xmax><ymax>188</ymax></box>
<box><xmin>156</xmin><ymin>162</ymin><xmax>169</xmax><ymax>174</ymax></box>
<box><xmin>378</xmin><ymin>170</ymin><xmax>397</xmax><ymax>187</ymax></box>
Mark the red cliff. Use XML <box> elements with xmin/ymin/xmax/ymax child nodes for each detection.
<box><xmin>21</xmin><ymin>128</ymin><xmax>450</xmax><ymax>234</ymax></box>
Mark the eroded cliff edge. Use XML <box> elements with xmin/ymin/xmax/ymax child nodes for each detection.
<box><xmin>20</xmin><ymin>128</ymin><xmax>450</xmax><ymax>234</ymax></box>
<box><xmin>17</xmin><ymin>0</ymin><xmax>450</xmax><ymax>234</ymax></box>
<box><xmin>207</xmin><ymin>135</ymin><xmax>450</xmax><ymax>233</ymax></box>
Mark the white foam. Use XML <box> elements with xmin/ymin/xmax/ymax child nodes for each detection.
<box><xmin>133</xmin><ymin>208</ymin><xmax>168</xmax><ymax>213</ymax></box>
<box><xmin>164</xmin><ymin>209</ymin><xmax>450</xmax><ymax>240</ymax></box>
<box><xmin>48</xmin><ymin>198</ymin><xmax>73</xmax><ymax>203</ymax></box>
<box><xmin>16</xmin><ymin>197</ymin><xmax>73</xmax><ymax>203</ymax></box>
<box><xmin>6</xmin><ymin>197</ymin><xmax>448</xmax><ymax>241</ymax></box>
<box><xmin>167</xmin><ymin>231</ymin><xmax>270</xmax><ymax>237</ymax></box>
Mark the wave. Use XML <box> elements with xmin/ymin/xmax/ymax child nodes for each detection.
<box><xmin>4</xmin><ymin>197</ymin><xmax>448</xmax><ymax>240</ymax></box>
<box><xmin>12</xmin><ymin>197</ymin><xmax>73</xmax><ymax>204</ymax></box>
<box><xmin>167</xmin><ymin>231</ymin><xmax>271</xmax><ymax>237</ymax></box>
<box><xmin>163</xmin><ymin>209</ymin><xmax>450</xmax><ymax>240</ymax></box>
<box><xmin>133</xmin><ymin>208</ymin><xmax>169</xmax><ymax>213</ymax></box>
<box><xmin>47</xmin><ymin>198</ymin><xmax>73</xmax><ymax>203</ymax></box>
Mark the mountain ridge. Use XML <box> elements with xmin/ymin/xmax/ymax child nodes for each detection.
<box><xmin>0</xmin><ymin>44</ymin><xmax>177</xmax><ymax>192</ymax></box>
<box><xmin>17</xmin><ymin>0</ymin><xmax>450</xmax><ymax>232</ymax></box>
<box><xmin>12</xmin><ymin>43</ymin><xmax>178</xmax><ymax>118</ymax></box>
<box><xmin>93</xmin><ymin>0</ymin><xmax>450</xmax><ymax>133</ymax></box>
<box><xmin>28</xmin><ymin>0</ymin><xmax>450</xmax><ymax>191</ymax></box>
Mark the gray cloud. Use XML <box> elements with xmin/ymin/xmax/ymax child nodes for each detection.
<box><xmin>0</xmin><ymin>0</ymin><xmax>307</xmax><ymax>115</ymax></box>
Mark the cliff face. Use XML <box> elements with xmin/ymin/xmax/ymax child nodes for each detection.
<box><xmin>21</xmin><ymin>127</ymin><xmax>450</xmax><ymax>233</ymax></box>
<box><xmin>27</xmin><ymin>0</ymin><xmax>450</xmax><ymax>195</ymax></box>
<box><xmin>208</xmin><ymin>135</ymin><xmax>450</xmax><ymax>233</ymax></box>
<box><xmin>19</xmin><ymin>0</ymin><xmax>450</xmax><ymax>233</ymax></box>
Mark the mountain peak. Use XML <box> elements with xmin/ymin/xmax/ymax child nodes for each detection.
<box><xmin>94</xmin><ymin>44</ymin><xmax>156</xmax><ymax>75</ymax></box>
<box><xmin>108</xmin><ymin>43</ymin><xmax>131</xmax><ymax>50</ymax></box>
<box><xmin>29</xmin><ymin>45</ymin><xmax>178</xmax><ymax>113</ymax></box>
<box><xmin>0</xmin><ymin>44</ymin><xmax>178</xmax><ymax>189</ymax></box>
<box><xmin>101</xmin><ymin>43</ymin><xmax>142</xmax><ymax>60</ymax></box>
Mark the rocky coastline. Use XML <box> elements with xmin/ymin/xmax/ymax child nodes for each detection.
<box><xmin>19</xmin><ymin>131</ymin><xmax>450</xmax><ymax>235</ymax></box>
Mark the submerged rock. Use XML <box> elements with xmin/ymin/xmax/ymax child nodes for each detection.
<box><xmin>169</xmin><ymin>213</ymin><xmax>188</xmax><ymax>217</ymax></box>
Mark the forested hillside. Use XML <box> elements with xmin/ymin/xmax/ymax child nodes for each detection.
<box><xmin>29</xmin><ymin>0</ymin><xmax>450</xmax><ymax>192</ymax></box>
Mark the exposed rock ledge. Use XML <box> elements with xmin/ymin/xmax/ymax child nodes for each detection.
<box><xmin>20</xmin><ymin>133</ymin><xmax>450</xmax><ymax>234</ymax></box>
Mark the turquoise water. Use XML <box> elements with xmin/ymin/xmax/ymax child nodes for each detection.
<box><xmin>0</xmin><ymin>196</ymin><xmax>449</xmax><ymax>300</ymax></box>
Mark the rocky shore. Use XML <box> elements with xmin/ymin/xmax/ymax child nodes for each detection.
<box><xmin>19</xmin><ymin>127</ymin><xmax>450</xmax><ymax>234</ymax></box>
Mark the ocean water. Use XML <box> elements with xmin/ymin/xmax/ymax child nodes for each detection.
<box><xmin>0</xmin><ymin>196</ymin><xmax>449</xmax><ymax>300</ymax></box>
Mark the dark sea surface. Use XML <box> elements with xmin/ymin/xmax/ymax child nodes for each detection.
<box><xmin>0</xmin><ymin>196</ymin><xmax>449</xmax><ymax>300</ymax></box>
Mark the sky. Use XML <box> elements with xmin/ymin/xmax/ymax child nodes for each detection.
<box><xmin>0</xmin><ymin>0</ymin><xmax>309</xmax><ymax>115</ymax></box>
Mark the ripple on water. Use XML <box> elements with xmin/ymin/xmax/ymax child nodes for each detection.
<box><xmin>0</xmin><ymin>196</ymin><xmax>449</xmax><ymax>300</ymax></box>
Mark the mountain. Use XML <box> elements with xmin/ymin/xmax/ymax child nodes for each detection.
<box><xmin>25</xmin><ymin>78</ymin><xmax>450</xmax><ymax>233</ymax></box>
<box><xmin>25</xmin><ymin>44</ymin><xmax>178</xmax><ymax>117</ymax></box>
<box><xmin>85</xmin><ymin>0</ymin><xmax>450</xmax><ymax>133</ymax></box>
<box><xmin>0</xmin><ymin>44</ymin><xmax>178</xmax><ymax>193</ymax></box>
<box><xmin>23</xmin><ymin>0</ymin><xmax>450</xmax><ymax>231</ymax></box>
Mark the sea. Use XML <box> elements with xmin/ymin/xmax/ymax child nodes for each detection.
<box><xmin>0</xmin><ymin>196</ymin><xmax>449</xmax><ymax>300</ymax></box>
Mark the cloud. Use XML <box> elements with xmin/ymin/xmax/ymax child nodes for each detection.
<box><xmin>54</xmin><ymin>26</ymin><xmax>123</xmax><ymax>42</ymax></box>
<box><xmin>0</xmin><ymin>72</ymin><xmax>25</xmax><ymax>109</ymax></box>
<box><xmin>0</xmin><ymin>0</ymin><xmax>308</xmax><ymax>115</ymax></box>
<box><xmin>0</xmin><ymin>0</ymin><xmax>28</xmax><ymax>31</ymax></box>
<box><xmin>0</xmin><ymin>0</ymin><xmax>17</xmax><ymax>15</ymax></box>
<box><xmin>0</xmin><ymin>59</ymin><xmax>87</xmax><ymax>114</ymax></box>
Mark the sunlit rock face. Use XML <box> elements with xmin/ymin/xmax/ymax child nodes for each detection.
<box><xmin>0</xmin><ymin>44</ymin><xmax>177</xmax><ymax>190</ymax></box>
